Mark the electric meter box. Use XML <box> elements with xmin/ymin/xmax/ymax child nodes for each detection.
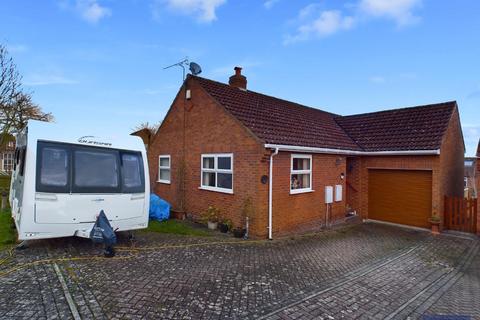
<box><xmin>325</xmin><ymin>186</ymin><xmax>333</xmax><ymax>204</ymax></box>
<box><xmin>335</xmin><ymin>185</ymin><xmax>343</xmax><ymax>202</ymax></box>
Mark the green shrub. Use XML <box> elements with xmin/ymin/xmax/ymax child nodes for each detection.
<box><xmin>0</xmin><ymin>210</ymin><xmax>15</xmax><ymax>248</ymax></box>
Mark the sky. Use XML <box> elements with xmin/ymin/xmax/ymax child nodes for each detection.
<box><xmin>1</xmin><ymin>0</ymin><xmax>479</xmax><ymax>155</ymax></box>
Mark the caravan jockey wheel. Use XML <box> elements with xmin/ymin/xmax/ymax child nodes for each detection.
<box><xmin>104</xmin><ymin>245</ymin><xmax>115</xmax><ymax>258</ymax></box>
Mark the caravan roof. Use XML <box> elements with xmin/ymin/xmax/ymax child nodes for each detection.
<box><xmin>25</xmin><ymin>120</ymin><xmax>144</xmax><ymax>151</ymax></box>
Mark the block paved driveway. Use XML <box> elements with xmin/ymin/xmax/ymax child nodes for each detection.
<box><xmin>0</xmin><ymin>223</ymin><xmax>479</xmax><ymax>319</ymax></box>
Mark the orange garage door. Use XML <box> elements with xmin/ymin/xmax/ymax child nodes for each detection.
<box><xmin>368</xmin><ymin>169</ymin><xmax>432</xmax><ymax>228</ymax></box>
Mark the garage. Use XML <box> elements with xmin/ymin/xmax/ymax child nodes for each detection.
<box><xmin>368</xmin><ymin>169</ymin><xmax>432</xmax><ymax>228</ymax></box>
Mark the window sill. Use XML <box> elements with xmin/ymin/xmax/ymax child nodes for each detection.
<box><xmin>199</xmin><ymin>186</ymin><xmax>233</xmax><ymax>194</ymax></box>
<box><xmin>290</xmin><ymin>189</ymin><xmax>314</xmax><ymax>195</ymax></box>
<box><xmin>157</xmin><ymin>180</ymin><xmax>171</xmax><ymax>184</ymax></box>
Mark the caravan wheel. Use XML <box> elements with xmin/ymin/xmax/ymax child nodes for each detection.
<box><xmin>104</xmin><ymin>246</ymin><xmax>115</xmax><ymax>258</ymax></box>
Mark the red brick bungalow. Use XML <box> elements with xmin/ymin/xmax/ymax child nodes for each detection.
<box><xmin>477</xmin><ymin>140</ymin><xmax>480</xmax><ymax>198</ymax></box>
<box><xmin>147</xmin><ymin>67</ymin><xmax>464</xmax><ymax>239</ymax></box>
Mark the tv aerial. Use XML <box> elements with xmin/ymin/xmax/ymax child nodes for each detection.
<box><xmin>163</xmin><ymin>57</ymin><xmax>202</xmax><ymax>81</ymax></box>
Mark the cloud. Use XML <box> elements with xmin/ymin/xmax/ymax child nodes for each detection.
<box><xmin>78</xmin><ymin>1</ymin><xmax>111</xmax><ymax>23</ymax></box>
<box><xmin>284</xmin><ymin>0</ymin><xmax>422</xmax><ymax>44</ymax></box>
<box><xmin>155</xmin><ymin>0</ymin><xmax>226</xmax><ymax>22</ymax></box>
<box><xmin>76</xmin><ymin>0</ymin><xmax>111</xmax><ymax>23</ymax></box>
<box><xmin>285</xmin><ymin>9</ymin><xmax>355</xmax><ymax>44</ymax></box>
<box><xmin>24</xmin><ymin>74</ymin><xmax>78</xmax><ymax>86</ymax></box>
<box><xmin>359</xmin><ymin>0</ymin><xmax>422</xmax><ymax>26</ymax></box>
<box><xmin>298</xmin><ymin>3</ymin><xmax>322</xmax><ymax>19</ymax></box>
<box><xmin>369</xmin><ymin>75</ymin><xmax>386</xmax><ymax>84</ymax></box>
<box><xmin>264</xmin><ymin>0</ymin><xmax>280</xmax><ymax>9</ymax></box>
<box><xmin>60</xmin><ymin>0</ymin><xmax>111</xmax><ymax>24</ymax></box>
<box><xmin>399</xmin><ymin>72</ymin><xmax>417</xmax><ymax>79</ymax></box>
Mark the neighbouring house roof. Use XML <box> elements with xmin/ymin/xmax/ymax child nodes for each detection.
<box><xmin>130</xmin><ymin>128</ymin><xmax>153</xmax><ymax>146</ymax></box>
<box><xmin>477</xmin><ymin>140</ymin><xmax>480</xmax><ymax>157</ymax></box>
<box><xmin>465</xmin><ymin>157</ymin><xmax>476</xmax><ymax>177</ymax></box>
<box><xmin>192</xmin><ymin>75</ymin><xmax>457</xmax><ymax>152</ymax></box>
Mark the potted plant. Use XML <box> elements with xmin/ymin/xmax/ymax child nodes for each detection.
<box><xmin>218</xmin><ymin>218</ymin><xmax>232</xmax><ymax>233</ymax></box>
<box><xmin>233</xmin><ymin>227</ymin><xmax>246</xmax><ymax>238</ymax></box>
<box><xmin>201</xmin><ymin>206</ymin><xmax>220</xmax><ymax>230</ymax></box>
<box><xmin>429</xmin><ymin>212</ymin><xmax>441</xmax><ymax>235</ymax></box>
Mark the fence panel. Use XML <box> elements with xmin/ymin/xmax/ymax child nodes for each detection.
<box><xmin>444</xmin><ymin>196</ymin><xmax>477</xmax><ymax>234</ymax></box>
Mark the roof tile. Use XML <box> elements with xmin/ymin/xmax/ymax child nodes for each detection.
<box><xmin>334</xmin><ymin>102</ymin><xmax>456</xmax><ymax>151</ymax></box>
<box><xmin>192</xmin><ymin>75</ymin><xmax>456</xmax><ymax>152</ymax></box>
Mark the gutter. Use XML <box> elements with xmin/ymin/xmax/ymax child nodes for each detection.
<box><xmin>268</xmin><ymin>147</ymin><xmax>279</xmax><ymax>240</ymax></box>
<box><xmin>264</xmin><ymin>144</ymin><xmax>440</xmax><ymax>156</ymax></box>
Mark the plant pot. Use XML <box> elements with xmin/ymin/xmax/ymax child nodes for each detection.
<box><xmin>233</xmin><ymin>228</ymin><xmax>246</xmax><ymax>238</ymax></box>
<box><xmin>218</xmin><ymin>223</ymin><xmax>229</xmax><ymax>233</ymax></box>
<box><xmin>170</xmin><ymin>211</ymin><xmax>185</xmax><ymax>220</ymax></box>
<box><xmin>207</xmin><ymin>221</ymin><xmax>218</xmax><ymax>230</ymax></box>
<box><xmin>430</xmin><ymin>220</ymin><xmax>440</xmax><ymax>235</ymax></box>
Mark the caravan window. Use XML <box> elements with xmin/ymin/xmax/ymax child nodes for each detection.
<box><xmin>121</xmin><ymin>153</ymin><xmax>144</xmax><ymax>193</ymax></box>
<box><xmin>36</xmin><ymin>142</ymin><xmax>145</xmax><ymax>194</ymax></box>
<box><xmin>73</xmin><ymin>149</ymin><xmax>120</xmax><ymax>192</ymax></box>
<box><xmin>37</xmin><ymin>144</ymin><xmax>70</xmax><ymax>192</ymax></box>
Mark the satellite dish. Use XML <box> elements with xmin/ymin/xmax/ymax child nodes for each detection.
<box><xmin>189</xmin><ymin>62</ymin><xmax>202</xmax><ymax>76</ymax></box>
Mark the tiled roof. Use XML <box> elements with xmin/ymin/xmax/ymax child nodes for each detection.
<box><xmin>193</xmin><ymin>76</ymin><xmax>456</xmax><ymax>152</ymax></box>
<box><xmin>334</xmin><ymin>102</ymin><xmax>456</xmax><ymax>151</ymax></box>
<box><xmin>194</xmin><ymin>76</ymin><xmax>361</xmax><ymax>150</ymax></box>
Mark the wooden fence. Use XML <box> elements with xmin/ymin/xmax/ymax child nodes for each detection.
<box><xmin>444</xmin><ymin>196</ymin><xmax>477</xmax><ymax>234</ymax></box>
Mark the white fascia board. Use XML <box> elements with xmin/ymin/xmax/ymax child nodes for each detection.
<box><xmin>264</xmin><ymin>144</ymin><xmax>440</xmax><ymax>156</ymax></box>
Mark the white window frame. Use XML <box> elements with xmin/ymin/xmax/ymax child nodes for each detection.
<box><xmin>158</xmin><ymin>155</ymin><xmax>171</xmax><ymax>184</ymax></box>
<box><xmin>200</xmin><ymin>153</ymin><xmax>233</xmax><ymax>194</ymax></box>
<box><xmin>290</xmin><ymin>154</ymin><xmax>313</xmax><ymax>194</ymax></box>
<box><xmin>2</xmin><ymin>152</ymin><xmax>14</xmax><ymax>173</ymax></box>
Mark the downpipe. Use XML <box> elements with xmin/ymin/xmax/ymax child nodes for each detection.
<box><xmin>268</xmin><ymin>148</ymin><xmax>279</xmax><ymax>240</ymax></box>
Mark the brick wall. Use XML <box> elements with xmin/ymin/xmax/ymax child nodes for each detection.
<box><xmin>477</xmin><ymin>159</ymin><xmax>480</xmax><ymax>234</ymax></box>
<box><xmin>354</xmin><ymin>155</ymin><xmax>440</xmax><ymax>222</ymax></box>
<box><xmin>270</xmin><ymin>152</ymin><xmax>346</xmax><ymax>237</ymax></box>
<box><xmin>438</xmin><ymin>107</ymin><xmax>465</xmax><ymax>230</ymax></box>
<box><xmin>149</xmin><ymin>77</ymin><xmax>268</xmax><ymax>236</ymax></box>
<box><xmin>349</xmin><ymin>107</ymin><xmax>464</xmax><ymax>230</ymax></box>
<box><xmin>438</xmin><ymin>106</ymin><xmax>464</xmax><ymax>200</ymax></box>
<box><xmin>477</xmin><ymin>159</ymin><xmax>480</xmax><ymax>199</ymax></box>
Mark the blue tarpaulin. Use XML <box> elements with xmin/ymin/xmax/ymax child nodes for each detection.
<box><xmin>149</xmin><ymin>194</ymin><xmax>170</xmax><ymax>221</ymax></box>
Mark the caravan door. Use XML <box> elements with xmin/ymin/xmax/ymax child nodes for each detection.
<box><xmin>35</xmin><ymin>142</ymin><xmax>145</xmax><ymax>225</ymax></box>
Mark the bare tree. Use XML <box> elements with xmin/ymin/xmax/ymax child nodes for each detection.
<box><xmin>0</xmin><ymin>45</ymin><xmax>21</xmax><ymax>110</ymax></box>
<box><xmin>0</xmin><ymin>44</ymin><xmax>53</xmax><ymax>149</ymax></box>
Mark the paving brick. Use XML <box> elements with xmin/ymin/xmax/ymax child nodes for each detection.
<box><xmin>0</xmin><ymin>224</ymin><xmax>479</xmax><ymax>319</ymax></box>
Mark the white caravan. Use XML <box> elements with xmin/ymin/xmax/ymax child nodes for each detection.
<box><xmin>9</xmin><ymin>120</ymin><xmax>150</xmax><ymax>241</ymax></box>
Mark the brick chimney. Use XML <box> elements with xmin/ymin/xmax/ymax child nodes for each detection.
<box><xmin>229</xmin><ymin>67</ymin><xmax>247</xmax><ymax>90</ymax></box>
